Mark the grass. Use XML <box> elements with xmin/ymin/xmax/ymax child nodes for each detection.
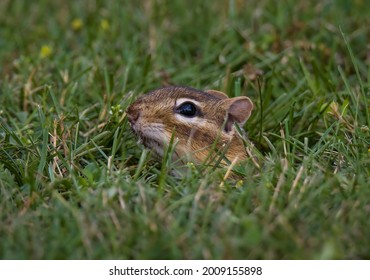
<box><xmin>0</xmin><ymin>0</ymin><xmax>369</xmax><ymax>259</ymax></box>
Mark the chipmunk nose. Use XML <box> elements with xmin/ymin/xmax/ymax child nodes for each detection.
<box><xmin>126</xmin><ymin>106</ymin><xmax>140</xmax><ymax>125</ymax></box>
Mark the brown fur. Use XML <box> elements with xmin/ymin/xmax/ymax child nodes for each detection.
<box><xmin>126</xmin><ymin>86</ymin><xmax>253</xmax><ymax>165</ymax></box>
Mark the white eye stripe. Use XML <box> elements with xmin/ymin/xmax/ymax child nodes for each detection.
<box><xmin>175</xmin><ymin>114</ymin><xmax>206</xmax><ymax>125</ymax></box>
<box><xmin>175</xmin><ymin>98</ymin><xmax>201</xmax><ymax>107</ymax></box>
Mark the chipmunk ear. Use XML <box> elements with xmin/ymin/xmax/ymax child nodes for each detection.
<box><xmin>204</xmin><ymin>89</ymin><xmax>228</xmax><ymax>99</ymax></box>
<box><xmin>222</xmin><ymin>97</ymin><xmax>253</xmax><ymax>132</ymax></box>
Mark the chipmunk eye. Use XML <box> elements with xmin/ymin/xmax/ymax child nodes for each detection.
<box><xmin>177</xmin><ymin>102</ymin><xmax>197</xmax><ymax>117</ymax></box>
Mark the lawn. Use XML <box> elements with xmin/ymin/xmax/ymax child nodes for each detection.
<box><xmin>0</xmin><ymin>0</ymin><xmax>369</xmax><ymax>259</ymax></box>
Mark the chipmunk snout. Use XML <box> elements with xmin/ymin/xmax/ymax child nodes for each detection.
<box><xmin>126</xmin><ymin>105</ymin><xmax>140</xmax><ymax>125</ymax></box>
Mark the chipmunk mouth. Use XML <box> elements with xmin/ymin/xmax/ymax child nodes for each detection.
<box><xmin>129</xmin><ymin>122</ymin><xmax>169</xmax><ymax>156</ymax></box>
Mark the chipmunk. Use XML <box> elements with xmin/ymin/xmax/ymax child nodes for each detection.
<box><xmin>126</xmin><ymin>86</ymin><xmax>253</xmax><ymax>166</ymax></box>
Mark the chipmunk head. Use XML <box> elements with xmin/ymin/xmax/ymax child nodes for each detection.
<box><xmin>126</xmin><ymin>86</ymin><xmax>253</xmax><ymax>164</ymax></box>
